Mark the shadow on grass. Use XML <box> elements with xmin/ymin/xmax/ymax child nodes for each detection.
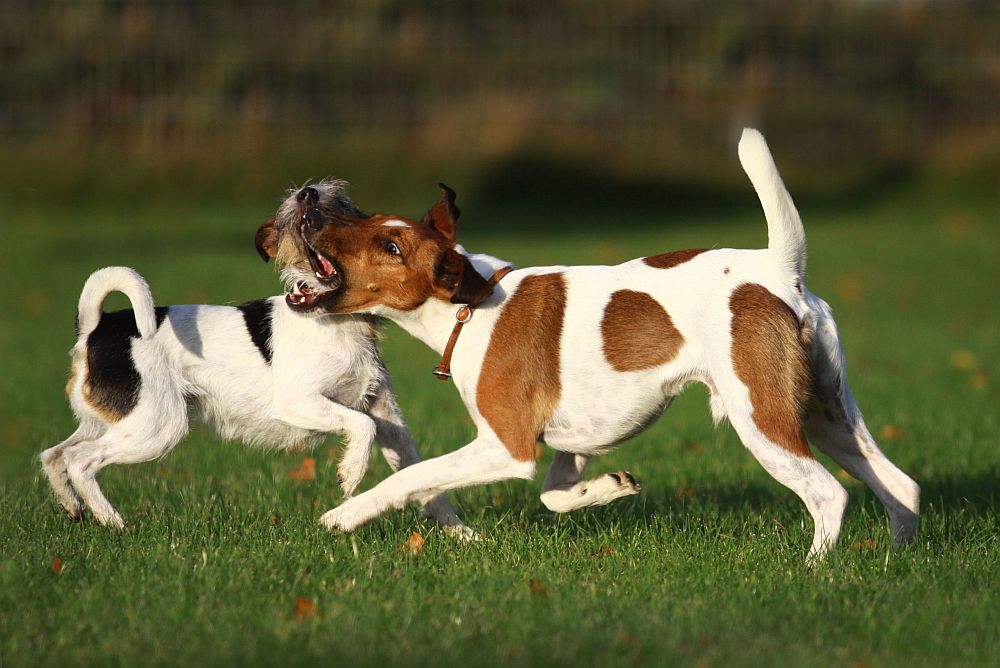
<box><xmin>502</xmin><ymin>468</ymin><xmax>1000</xmax><ymax>538</ymax></box>
<box><xmin>470</xmin><ymin>152</ymin><xmax>917</xmax><ymax>233</ymax></box>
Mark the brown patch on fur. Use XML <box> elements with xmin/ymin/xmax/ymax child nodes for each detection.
<box><xmin>255</xmin><ymin>219</ymin><xmax>278</xmax><ymax>262</ymax></box>
<box><xmin>729</xmin><ymin>283</ymin><xmax>813</xmax><ymax>458</ymax></box>
<box><xmin>601</xmin><ymin>290</ymin><xmax>684</xmax><ymax>371</ymax></box>
<box><xmin>293</xmin><ymin>188</ymin><xmax>491</xmax><ymax>313</ymax></box>
<box><xmin>643</xmin><ymin>248</ymin><xmax>709</xmax><ymax>270</ymax></box>
<box><xmin>81</xmin><ymin>368</ymin><xmax>126</xmax><ymax>423</ymax></box>
<box><xmin>65</xmin><ymin>362</ymin><xmax>78</xmax><ymax>398</ymax></box>
<box><xmin>476</xmin><ymin>273</ymin><xmax>567</xmax><ymax>461</ymax></box>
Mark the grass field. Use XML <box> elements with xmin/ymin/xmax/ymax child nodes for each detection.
<box><xmin>1</xmin><ymin>185</ymin><xmax>998</xmax><ymax>667</ymax></box>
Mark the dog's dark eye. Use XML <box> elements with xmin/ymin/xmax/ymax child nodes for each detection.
<box><xmin>386</xmin><ymin>242</ymin><xmax>401</xmax><ymax>256</ymax></box>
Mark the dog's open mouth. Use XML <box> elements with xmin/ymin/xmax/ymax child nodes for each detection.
<box><xmin>286</xmin><ymin>233</ymin><xmax>344</xmax><ymax>311</ymax></box>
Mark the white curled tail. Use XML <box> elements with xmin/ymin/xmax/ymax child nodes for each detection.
<box><xmin>738</xmin><ymin>128</ymin><xmax>807</xmax><ymax>280</ymax></box>
<box><xmin>76</xmin><ymin>267</ymin><xmax>158</xmax><ymax>340</ymax></box>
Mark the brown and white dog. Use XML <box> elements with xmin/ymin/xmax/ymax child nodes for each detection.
<box><xmin>279</xmin><ymin>130</ymin><xmax>920</xmax><ymax>560</ymax></box>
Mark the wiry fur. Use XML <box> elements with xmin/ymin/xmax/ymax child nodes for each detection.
<box><xmin>40</xmin><ymin>185</ymin><xmax>467</xmax><ymax>535</ymax></box>
<box><xmin>288</xmin><ymin>130</ymin><xmax>920</xmax><ymax>562</ymax></box>
<box><xmin>274</xmin><ymin>178</ymin><xmax>366</xmax><ymax>232</ymax></box>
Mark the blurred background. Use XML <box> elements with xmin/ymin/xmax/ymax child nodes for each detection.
<box><xmin>2</xmin><ymin>0</ymin><xmax>999</xmax><ymax>208</ymax></box>
<box><xmin>1</xmin><ymin>1</ymin><xmax>997</xmax><ymax>474</ymax></box>
<box><xmin>3</xmin><ymin>7</ymin><xmax>999</xmax><ymax>665</ymax></box>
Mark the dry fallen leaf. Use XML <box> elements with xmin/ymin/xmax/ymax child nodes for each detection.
<box><xmin>288</xmin><ymin>457</ymin><xmax>316</xmax><ymax>481</ymax></box>
<box><xmin>23</xmin><ymin>289</ymin><xmax>51</xmax><ymax>316</ymax></box>
<box><xmin>589</xmin><ymin>545</ymin><xmax>615</xmax><ymax>559</ymax></box>
<box><xmin>615</xmin><ymin>630</ymin><xmax>639</xmax><ymax>646</ymax></box>
<box><xmin>294</xmin><ymin>597</ymin><xmax>317</xmax><ymax>619</ymax></box>
<box><xmin>878</xmin><ymin>425</ymin><xmax>905</xmax><ymax>441</ymax></box>
<box><xmin>950</xmin><ymin>349</ymin><xmax>977</xmax><ymax>370</ymax></box>
<box><xmin>528</xmin><ymin>578</ymin><xmax>549</xmax><ymax>597</ymax></box>
<box><xmin>682</xmin><ymin>441</ymin><xmax>704</xmax><ymax>455</ymax></box>
<box><xmin>834</xmin><ymin>273</ymin><xmax>864</xmax><ymax>305</ymax></box>
<box><xmin>851</xmin><ymin>539</ymin><xmax>878</xmax><ymax>551</ymax></box>
<box><xmin>970</xmin><ymin>370</ymin><xmax>988</xmax><ymax>390</ymax></box>
<box><xmin>399</xmin><ymin>531</ymin><xmax>425</xmax><ymax>558</ymax></box>
<box><xmin>594</xmin><ymin>242</ymin><xmax>625</xmax><ymax>265</ymax></box>
<box><xmin>51</xmin><ymin>556</ymin><xmax>63</xmax><ymax>574</ymax></box>
<box><xmin>675</xmin><ymin>484</ymin><xmax>696</xmax><ymax>500</ymax></box>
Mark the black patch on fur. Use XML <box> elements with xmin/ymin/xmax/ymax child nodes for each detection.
<box><xmin>238</xmin><ymin>299</ymin><xmax>273</xmax><ymax>364</ymax></box>
<box><xmin>85</xmin><ymin>307</ymin><xmax>169</xmax><ymax>419</ymax></box>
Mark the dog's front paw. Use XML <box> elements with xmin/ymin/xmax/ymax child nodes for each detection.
<box><xmin>336</xmin><ymin>464</ymin><xmax>365</xmax><ymax>499</ymax></box>
<box><xmin>94</xmin><ymin>510</ymin><xmax>126</xmax><ymax>533</ymax></box>
<box><xmin>441</xmin><ymin>522</ymin><xmax>481</xmax><ymax>542</ymax></box>
<box><xmin>319</xmin><ymin>501</ymin><xmax>366</xmax><ymax>534</ymax></box>
<box><xmin>60</xmin><ymin>498</ymin><xmax>85</xmax><ymax>522</ymax></box>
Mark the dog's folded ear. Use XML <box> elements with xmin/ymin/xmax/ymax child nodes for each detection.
<box><xmin>422</xmin><ymin>183</ymin><xmax>460</xmax><ymax>241</ymax></box>
<box><xmin>435</xmin><ymin>249</ymin><xmax>493</xmax><ymax>305</ymax></box>
<box><xmin>255</xmin><ymin>219</ymin><xmax>278</xmax><ymax>262</ymax></box>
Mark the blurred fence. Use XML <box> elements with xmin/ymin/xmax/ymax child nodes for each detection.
<box><xmin>2</xmin><ymin>0</ymin><xmax>999</xmax><ymax>197</ymax></box>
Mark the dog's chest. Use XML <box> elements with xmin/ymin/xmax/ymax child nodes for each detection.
<box><xmin>274</xmin><ymin>315</ymin><xmax>383</xmax><ymax>410</ymax></box>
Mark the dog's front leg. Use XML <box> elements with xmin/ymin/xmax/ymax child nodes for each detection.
<box><xmin>539</xmin><ymin>451</ymin><xmax>641</xmax><ymax>513</ymax></box>
<box><xmin>273</xmin><ymin>397</ymin><xmax>376</xmax><ymax>497</ymax></box>
<box><xmin>367</xmin><ymin>382</ymin><xmax>473</xmax><ymax>538</ymax></box>
<box><xmin>320</xmin><ymin>436</ymin><xmax>535</xmax><ymax>533</ymax></box>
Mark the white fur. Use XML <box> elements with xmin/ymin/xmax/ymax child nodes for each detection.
<box><xmin>318</xmin><ymin>129</ymin><xmax>920</xmax><ymax>561</ymax></box>
<box><xmin>41</xmin><ymin>268</ymin><xmax>467</xmax><ymax>534</ymax></box>
<box><xmin>381</xmin><ymin>219</ymin><xmax>411</xmax><ymax>228</ymax></box>
<box><xmin>738</xmin><ymin>127</ymin><xmax>807</xmax><ymax>280</ymax></box>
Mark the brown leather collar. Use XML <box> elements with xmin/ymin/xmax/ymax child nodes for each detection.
<box><xmin>433</xmin><ymin>265</ymin><xmax>513</xmax><ymax>380</ymax></box>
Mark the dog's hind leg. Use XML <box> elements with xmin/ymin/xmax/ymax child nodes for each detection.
<box><xmin>63</xmin><ymin>385</ymin><xmax>188</xmax><ymax>530</ymax></box>
<box><xmin>539</xmin><ymin>451</ymin><xmax>640</xmax><ymax>513</ymax></box>
<box><xmin>804</xmin><ymin>403</ymin><xmax>919</xmax><ymax>547</ymax></box>
<box><xmin>804</xmin><ymin>310</ymin><xmax>920</xmax><ymax>546</ymax></box>
<box><xmin>40</xmin><ymin>424</ymin><xmax>102</xmax><ymax>520</ymax></box>
<box><xmin>63</xmin><ymin>423</ymin><xmax>185</xmax><ymax>531</ymax></box>
<box><xmin>724</xmin><ymin>285</ymin><xmax>847</xmax><ymax>561</ymax></box>
<box><xmin>724</xmin><ymin>396</ymin><xmax>848</xmax><ymax>562</ymax></box>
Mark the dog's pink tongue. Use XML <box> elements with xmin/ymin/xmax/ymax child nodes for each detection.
<box><xmin>317</xmin><ymin>255</ymin><xmax>336</xmax><ymax>276</ymax></box>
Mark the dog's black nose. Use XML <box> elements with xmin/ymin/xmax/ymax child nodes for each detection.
<box><xmin>297</xmin><ymin>187</ymin><xmax>320</xmax><ymax>206</ymax></box>
<box><xmin>305</xmin><ymin>208</ymin><xmax>325</xmax><ymax>231</ymax></box>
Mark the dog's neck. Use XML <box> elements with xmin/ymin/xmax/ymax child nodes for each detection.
<box><xmin>386</xmin><ymin>298</ymin><xmax>462</xmax><ymax>354</ymax></box>
<box><xmin>383</xmin><ymin>247</ymin><xmax>512</xmax><ymax>356</ymax></box>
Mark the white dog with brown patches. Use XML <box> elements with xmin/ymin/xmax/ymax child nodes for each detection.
<box><xmin>40</xmin><ymin>183</ymin><xmax>466</xmax><ymax>534</ymax></box>
<box><xmin>274</xmin><ymin>130</ymin><xmax>920</xmax><ymax>560</ymax></box>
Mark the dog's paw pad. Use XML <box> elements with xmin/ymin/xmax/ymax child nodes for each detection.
<box><xmin>607</xmin><ymin>470</ymin><xmax>641</xmax><ymax>494</ymax></box>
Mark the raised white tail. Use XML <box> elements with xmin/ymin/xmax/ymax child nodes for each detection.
<box><xmin>76</xmin><ymin>267</ymin><xmax>158</xmax><ymax>340</ymax></box>
<box><xmin>738</xmin><ymin>128</ymin><xmax>807</xmax><ymax>281</ymax></box>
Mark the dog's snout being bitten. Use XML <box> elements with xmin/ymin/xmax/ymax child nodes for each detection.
<box><xmin>305</xmin><ymin>208</ymin><xmax>325</xmax><ymax>231</ymax></box>
<box><xmin>297</xmin><ymin>186</ymin><xmax>320</xmax><ymax>206</ymax></box>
